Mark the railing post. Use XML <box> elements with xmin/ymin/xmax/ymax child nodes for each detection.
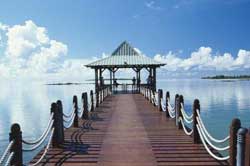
<box><xmin>56</xmin><ymin>100</ymin><xmax>64</xmax><ymax>143</ymax></box>
<box><xmin>245</xmin><ymin>129</ymin><xmax>250</xmax><ymax>166</ymax></box>
<box><xmin>229</xmin><ymin>118</ymin><xmax>241</xmax><ymax>166</ymax></box>
<box><xmin>149</xmin><ymin>88</ymin><xmax>152</xmax><ymax>102</ymax></box>
<box><xmin>82</xmin><ymin>92</ymin><xmax>89</xmax><ymax>119</ymax></box>
<box><xmin>158</xmin><ymin>89</ymin><xmax>163</xmax><ymax>111</ymax></box>
<box><xmin>51</xmin><ymin>102</ymin><xmax>64</xmax><ymax>147</ymax></box>
<box><xmin>96</xmin><ymin>90</ymin><xmax>99</xmax><ymax>107</ymax></box>
<box><xmin>174</xmin><ymin>94</ymin><xmax>179</xmax><ymax>126</ymax></box>
<box><xmin>166</xmin><ymin>91</ymin><xmax>170</xmax><ymax>117</ymax></box>
<box><xmin>177</xmin><ymin>95</ymin><xmax>183</xmax><ymax>129</ymax></box>
<box><xmin>192</xmin><ymin>99</ymin><xmax>200</xmax><ymax>144</ymax></box>
<box><xmin>90</xmin><ymin>90</ymin><xmax>94</xmax><ymax>112</ymax></box>
<box><xmin>73</xmin><ymin>95</ymin><xmax>78</xmax><ymax>127</ymax></box>
<box><xmin>9</xmin><ymin>123</ymin><xmax>23</xmax><ymax>166</ymax></box>
<box><xmin>237</xmin><ymin>128</ymin><xmax>248</xmax><ymax>166</ymax></box>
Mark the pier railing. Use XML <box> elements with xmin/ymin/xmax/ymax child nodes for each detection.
<box><xmin>140</xmin><ymin>86</ymin><xmax>250</xmax><ymax>166</ymax></box>
<box><xmin>0</xmin><ymin>86</ymin><xmax>111</xmax><ymax>166</ymax></box>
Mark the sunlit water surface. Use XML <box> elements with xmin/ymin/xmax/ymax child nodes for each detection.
<box><xmin>0</xmin><ymin>79</ymin><xmax>250</xmax><ymax>162</ymax></box>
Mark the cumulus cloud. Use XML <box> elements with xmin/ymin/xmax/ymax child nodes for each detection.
<box><xmin>1</xmin><ymin>20</ymin><xmax>250</xmax><ymax>81</ymax></box>
<box><xmin>154</xmin><ymin>47</ymin><xmax>250</xmax><ymax>72</ymax></box>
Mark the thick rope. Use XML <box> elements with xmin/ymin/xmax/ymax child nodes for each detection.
<box><xmin>180</xmin><ymin>108</ymin><xmax>193</xmax><ymax>124</ymax></box>
<box><xmin>0</xmin><ymin>141</ymin><xmax>14</xmax><ymax>165</ymax></box>
<box><xmin>63</xmin><ymin>113</ymin><xmax>75</xmax><ymax>129</ymax></box>
<box><xmin>180</xmin><ymin>103</ymin><xmax>193</xmax><ymax>119</ymax></box>
<box><xmin>22</xmin><ymin>113</ymin><xmax>54</xmax><ymax>145</ymax></box>
<box><xmin>196</xmin><ymin>109</ymin><xmax>230</xmax><ymax>143</ymax></box>
<box><xmin>63</xmin><ymin>109</ymin><xmax>75</xmax><ymax>123</ymax></box>
<box><xmin>167</xmin><ymin>98</ymin><xmax>175</xmax><ymax>112</ymax></box>
<box><xmin>28</xmin><ymin>128</ymin><xmax>54</xmax><ymax>166</ymax></box>
<box><xmin>197</xmin><ymin>117</ymin><xmax>229</xmax><ymax>151</ymax></box>
<box><xmin>22</xmin><ymin>120</ymin><xmax>54</xmax><ymax>151</ymax></box>
<box><xmin>179</xmin><ymin>117</ymin><xmax>193</xmax><ymax>136</ymax></box>
<box><xmin>196</xmin><ymin>124</ymin><xmax>230</xmax><ymax>161</ymax></box>
<box><xmin>63</xmin><ymin>104</ymin><xmax>75</xmax><ymax>118</ymax></box>
<box><xmin>4</xmin><ymin>152</ymin><xmax>14</xmax><ymax>166</ymax></box>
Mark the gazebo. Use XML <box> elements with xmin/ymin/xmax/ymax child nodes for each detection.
<box><xmin>86</xmin><ymin>41</ymin><xmax>165</xmax><ymax>94</ymax></box>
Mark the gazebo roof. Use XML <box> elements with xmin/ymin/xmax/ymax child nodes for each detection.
<box><xmin>86</xmin><ymin>41</ymin><xmax>165</xmax><ymax>68</ymax></box>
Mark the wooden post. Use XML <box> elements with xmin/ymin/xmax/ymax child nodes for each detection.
<box><xmin>245</xmin><ymin>129</ymin><xmax>250</xmax><ymax>166</ymax></box>
<box><xmin>229</xmin><ymin>118</ymin><xmax>241</xmax><ymax>166</ymax></box>
<box><xmin>174</xmin><ymin>94</ymin><xmax>179</xmax><ymax>124</ymax></box>
<box><xmin>175</xmin><ymin>96</ymin><xmax>180</xmax><ymax>128</ymax></box>
<box><xmin>166</xmin><ymin>91</ymin><xmax>170</xmax><ymax>117</ymax></box>
<box><xmin>73</xmin><ymin>95</ymin><xmax>78</xmax><ymax>127</ymax></box>
<box><xmin>9</xmin><ymin>123</ymin><xmax>23</xmax><ymax>166</ymax></box>
<box><xmin>158</xmin><ymin>89</ymin><xmax>163</xmax><ymax>111</ymax></box>
<box><xmin>56</xmin><ymin>100</ymin><xmax>64</xmax><ymax>143</ymax></box>
<box><xmin>82</xmin><ymin>92</ymin><xmax>89</xmax><ymax>119</ymax></box>
<box><xmin>90</xmin><ymin>90</ymin><xmax>94</xmax><ymax>112</ymax></box>
<box><xmin>192</xmin><ymin>99</ymin><xmax>200</xmax><ymax>144</ymax></box>
<box><xmin>149</xmin><ymin>88</ymin><xmax>152</xmax><ymax>103</ymax></box>
<box><xmin>51</xmin><ymin>102</ymin><xmax>64</xmax><ymax>147</ymax></box>
<box><xmin>177</xmin><ymin>95</ymin><xmax>184</xmax><ymax>129</ymax></box>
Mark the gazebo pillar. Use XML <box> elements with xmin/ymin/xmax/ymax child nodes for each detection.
<box><xmin>153</xmin><ymin>67</ymin><xmax>156</xmax><ymax>91</ymax></box>
<box><xmin>95</xmin><ymin>68</ymin><xmax>99</xmax><ymax>107</ymax></box>
<box><xmin>138</xmin><ymin>69</ymin><xmax>141</xmax><ymax>92</ymax></box>
<box><xmin>109</xmin><ymin>69</ymin><xmax>112</xmax><ymax>92</ymax></box>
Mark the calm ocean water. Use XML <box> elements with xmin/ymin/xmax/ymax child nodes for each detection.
<box><xmin>0</xmin><ymin>79</ymin><xmax>250</xmax><ymax>162</ymax></box>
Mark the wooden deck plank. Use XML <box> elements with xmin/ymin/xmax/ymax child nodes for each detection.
<box><xmin>30</xmin><ymin>94</ymin><xmax>229</xmax><ymax>166</ymax></box>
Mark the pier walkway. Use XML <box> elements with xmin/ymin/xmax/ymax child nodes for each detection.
<box><xmin>30</xmin><ymin>93</ymin><xmax>228</xmax><ymax>166</ymax></box>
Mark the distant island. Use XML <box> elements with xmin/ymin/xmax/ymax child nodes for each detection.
<box><xmin>46</xmin><ymin>82</ymin><xmax>88</xmax><ymax>85</ymax></box>
<box><xmin>202</xmin><ymin>75</ymin><xmax>250</xmax><ymax>79</ymax></box>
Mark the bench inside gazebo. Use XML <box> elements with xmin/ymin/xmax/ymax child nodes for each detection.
<box><xmin>86</xmin><ymin>41</ymin><xmax>165</xmax><ymax>97</ymax></box>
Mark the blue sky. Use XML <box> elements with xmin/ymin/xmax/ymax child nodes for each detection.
<box><xmin>0</xmin><ymin>0</ymin><xmax>250</xmax><ymax>80</ymax></box>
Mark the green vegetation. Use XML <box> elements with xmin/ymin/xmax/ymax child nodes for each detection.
<box><xmin>202</xmin><ymin>75</ymin><xmax>250</xmax><ymax>79</ymax></box>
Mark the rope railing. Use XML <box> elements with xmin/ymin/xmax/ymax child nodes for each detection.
<box><xmin>26</xmin><ymin>128</ymin><xmax>54</xmax><ymax>166</ymax></box>
<box><xmin>180</xmin><ymin>103</ymin><xmax>193</xmax><ymax>120</ymax></box>
<box><xmin>0</xmin><ymin>141</ymin><xmax>14</xmax><ymax>165</ymax></box>
<box><xmin>4</xmin><ymin>152</ymin><xmax>14</xmax><ymax>166</ymax></box>
<box><xmin>196</xmin><ymin>109</ymin><xmax>230</xmax><ymax>143</ymax></box>
<box><xmin>140</xmin><ymin>87</ymin><xmax>248</xmax><ymax>165</ymax></box>
<box><xmin>197</xmin><ymin>117</ymin><xmax>229</xmax><ymax>151</ymax></box>
<box><xmin>22</xmin><ymin>113</ymin><xmax>54</xmax><ymax>145</ymax></box>
<box><xmin>197</xmin><ymin>124</ymin><xmax>230</xmax><ymax>161</ymax></box>
<box><xmin>63</xmin><ymin>113</ymin><xmax>75</xmax><ymax>129</ymax></box>
<box><xmin>179</xmin><ymin>117</ymin><xmax>193</xmax><ymax>136</ymax></box>
<box><xmin>63</xmin><ymin>104</ymin><xmax>75</xmax><ymax>118</ymax></box>
<box><xmin>22</xmin><ymin>119</ymin><xmax>54</xmax><ymax>151</ymax></box>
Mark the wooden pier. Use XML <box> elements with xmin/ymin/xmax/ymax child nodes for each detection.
<box><xmin>29</xmin><ymin>92</ymin><xmax>229</xmax><ymax>166</ymax></box>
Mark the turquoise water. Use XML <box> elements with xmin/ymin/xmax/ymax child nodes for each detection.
<box><xmin>0</xmin><ymin>79</ymin><xmax>250</xmax><ymax>162</ymax></box>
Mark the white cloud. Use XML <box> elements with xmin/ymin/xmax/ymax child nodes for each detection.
<box><xmin>5</xmin><ymin>20</ymin><xmax>49</xmax><ymax>59</ymax></box>
<box><xmin>145</xmin><ymin>1</ymin><xmax>162</xmax><ymax>10</ymax></box>
<box><xmin>154</xmin><ymin>47</ymin><xmax>250</xmax><ymax>72</ymax></box>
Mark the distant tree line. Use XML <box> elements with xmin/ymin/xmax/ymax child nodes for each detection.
<box><xmin>202</xmin><ymin>75</ymin><xmax>250</xmax><ymax>79</ymax></box>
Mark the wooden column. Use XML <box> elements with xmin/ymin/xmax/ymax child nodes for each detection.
<box><xmin>82</xmin><ymin>92</ymin><xmax>89</xmax><ymax>119</ymax></box>
<box><xmin>138</xmin><ymin>69</ymin><xmax>141</xmax><ymax>92</ymax></box>
<box><xmin>166</xmin><ymin>91</ymin><xmax>170</xmax><ymax>117</ymax></box>
<box><xmin>153</xmin><ymin>67</ymin><xmax>156</xmax><ymax>92</ymax></box>
<box><xmin>245</xmin><ymin>129</ymin><xmax>250</xmax><ymax>166</ymax></box>
<box><xmin>193</xmin><ymin>99</ymin><xmax>200</xmax><ymax>144</ymax></box>
<box><xmin>9</xmin><ymin>123</ymin><xmax>23</xmax><ymax>165</ymax></box>
<box><xmin>109</xmin><ymin>69</ymin><xmax>112</xmax><ymax>92</ymax></box>
<box><xmin>229</xmin><ymin>118</ymin><xmax>241</xmax><ymax>166</ymax></box>
<box><xmin>95</xmin><ymin>68</ymin><xmax>99</xmax><ymax>107</ymax></box>
<box><xmin>158</xmin><ymin>89</ymin><xmax>163</xmax><ymax>112</ymax></box>
<box><xmin>99</xmin><ymin>68</ymin><xmax>102</xmax><ymax>102</ymax></box>
<box><xmin>73</xmin><ymin>96</ymin><xmax>78</xmax><ymax>127</ymax></box>
<box><xmin>51</xmin><ymin>102</ymin><xmax>64</xmax><ymax>147</ymax></box>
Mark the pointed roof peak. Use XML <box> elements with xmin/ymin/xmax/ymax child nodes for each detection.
<box><xmin>111</xmin><ymin>41</ymin><xmax>140</xmax><ymax>56</ymax></box>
